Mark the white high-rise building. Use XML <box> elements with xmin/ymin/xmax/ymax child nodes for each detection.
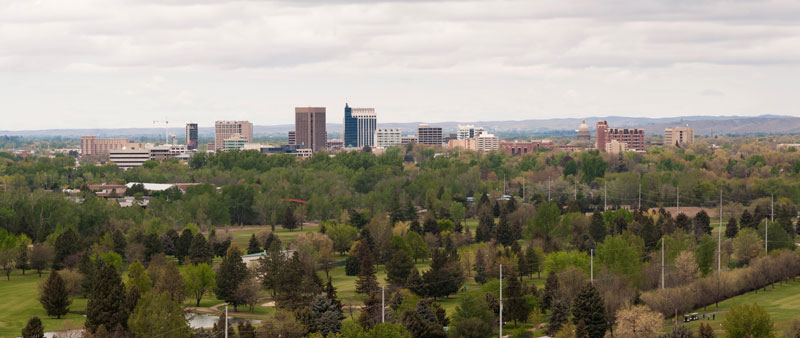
<box><xmin>457</xmin><ymin>125</ymin><xmax>486</xmax><ymax>140</ymax></box>
<box><xmin>350</xmin><ymin>108</ymin><xmax>377</xmax><ymax>148</ymax></box>
<box><xmin>375</xmin><ymin>128</ymin><xmax>402</xmax><ymax>148</ymax></box>
<box><xmin>475</xmin><ymin>133</ymin><xmax>499</xmax><ymax>152</ymax></box>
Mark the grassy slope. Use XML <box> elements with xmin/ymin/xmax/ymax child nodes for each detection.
<box><xmin>0</xmin><ymin>271</ymin><xmax>87</xmax><ymax>337</ymax></box>
<box><xmin>666</xmin><ymin>279</ymin><xmax>800</xmax><ymax>335</ymax></box>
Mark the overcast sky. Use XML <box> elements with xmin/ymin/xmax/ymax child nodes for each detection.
<box><xmin>2</xmin><ymin>0</ymin><xmax>800</xmax><ymax>130</ymax></box>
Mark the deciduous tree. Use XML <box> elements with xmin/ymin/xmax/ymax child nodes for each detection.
<box><xmin>184</xmin><ymin>263</ymin><xmax>216</xmax><ymax>307</ymax></box>
<box><xmin>722</xmin><ymin>303</ymin><xmax>775</xmax><ymax>338</ymax></box>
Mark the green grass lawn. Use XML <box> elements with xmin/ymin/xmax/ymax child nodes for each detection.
<box><xmin>666</xmin><ymin>279</ymin><xmax>800</xmax><ymax>335</ymax></box>
<box><xmin>215</xmin><ymin>224</ymin><xmax>318</xmax><ymax>251</ymax></box>
<box><xmin>0</xmin><ymin>271</ymin><xmax>87</xmax><ymax>338</ymax></box>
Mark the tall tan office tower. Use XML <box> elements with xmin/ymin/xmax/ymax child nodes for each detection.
<box><xmin>295</xmin><ymin>107</ymin><xmax>327</xmax><ymax>152</ymax></box>
<box><xmin>214</xmin><ymin>121</ymin><xmax>253</xmax><ymax>151</ymax></box>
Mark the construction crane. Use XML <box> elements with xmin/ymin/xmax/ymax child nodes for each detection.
<box><xmin>153</xmin><ymin>119</ymin><xmax>169</xmax><ymax>145</ymax></box>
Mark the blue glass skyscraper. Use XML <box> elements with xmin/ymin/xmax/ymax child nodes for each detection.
<box><xmin>343</xmin><ymin>103</ymin><xmax>358</xmax><ymax>148</ymax></box>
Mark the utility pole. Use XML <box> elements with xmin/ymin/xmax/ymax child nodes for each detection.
<box><xmin>381</xmin><ymin>286</ymin><xmax>385</xmax><ymax>323</ymax></box>
<box><xmin>548</xmin><ymin>176</ymin><xmax>551</xmax><ymax>202</ymax></box>
<box><xmin>677</xmin><ymin>186</ymin><xmax>680</xmax><ymax>215</ymax></box>
<box><xmin>590</xmin><ymin>249</ymin><xmax>594</xmax><ymax>283</ymax></box>
<box><xmin>766</xmin><ymin>218</ymin><xmax>769</xmax><ymax>253</ymax></box>
<box><xmin>503</xmin><ymin>175</ymin><xmax>506</xmax><ymax>196</ymax></box>
<box><xmin>661</xmin><ymin>238</ymin><xmax>665</xmax><ymax>289</ymax></box>
<box><xmin>638</xmin><ymin>183</ymin><xmax>642</xmax><ymax>211</ymax></box>
<box><xmin>719</xmin><ymin>190</ymin><xmax>722</xmax><ymax>275</ymax></box>
<box><xmin>574</xmin><ymin>181</ymin><xmax>577</xmax><ymax>200</ymax></box>
<box><xmin>225</xmin><ymin>306</ymin><xmax>228</xmax><ymax>338</ymax></box>
<box><xmin>604</xmin><ymin>181</ymin><xmax>607</xmax><ymax>211</ymax></box>
<box><xmin>771</xmin><ymin>194</ymin><xmax>774</xmax><ymax>222</ymax></box>
<box><xmin>499</xmin><ymin>264</ymin><xmax>503</xmax><ymax>338</ymax></box>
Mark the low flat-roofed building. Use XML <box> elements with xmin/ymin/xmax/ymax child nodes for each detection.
<box><xmin>500</xmin><ymin>140</ymin><xmax>554</xmax><ymax>155</ymax></box>
<box><xmin>605</xmin><ymin>139</ymin><xmax>628</xmax><ymax>154</ymax></box>
<box><xmin>664</xmin><ymin>126</ymin><xmax>695</xmax><ymax>146</ymax></box>
<box><xmin>401</xmin><ymin>135</ymin><xmax>418</xmax><ymax>144</ymax></box>
<box><xmin>375</xmin><ymin>128</ymin><xmax>402</xmax><ymax>148</ymax></box>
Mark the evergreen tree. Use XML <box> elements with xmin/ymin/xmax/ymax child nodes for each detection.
<box><xmin>698</xmin><ymin>322</ymin><xmax>716</xmax><ymax>338</ymax></box>
<box><xmin>411</xmin><ymin>248</ymin><xmax>464</xmax><ymax>299</ymax></box>
<box><xmin>212</xmin><ymin>312</ymin><xmax>235</xmax><ymax>338</ymax></box>
<box><xmin>493</xmin><ymin>200</ymin><xmax>501</xmax><ymax>217</ymax></box>
<box><xmin>476</xmin><ymin>208</ymin><xmax>495</xmax><ymax>243</ymax></box>
<box><xmin>754</xmin><ymin>205</ymin><xmax>768</xmax><ymax>225</ymax></box>
<box><xmin>213</xmin><ymin>237</ymin><xmax>232</xmax><ymax>258</ymax></box>
<box><xmin>547</xmin><ymin>298</ymin><xmax>569</xmax><ymax>336</ymax></box>
<box><xmin>112</xmin><ymin>229</ymin><xmax>127</xmax><ymax>258</ymax></box>
<box><xmin>401</xmin><ymin>299</ymin><xmax>448</xmax><ymax>338</ymax></box>
<box><xmin>741</xmin><ymin>210</ymin><xmax>755</xmax><ymax>229</ymax></box>
<box><xmin>386</xmin><ymin>248</ymin><xmax>414</xmax><ymax>286</ymax></box>
<box><xmin>505</xmin><ymin>268</ymin><xmax>532</xmax><ymax>326</ymax></box>
<box><xmin>676</xmin><ymin>213</ymin><xmax>691</xmax><ymax>232</ymax></box>
<box><xmin>189</xmin><ymin>233</ymin><xmax>213</xmax><ymax>265</ymax></box>
<box><xmin>589</xmin><ymin>211</ymin><xmax>607</xmax><ymax>243</ymax></box>
<box><xmin>163</xmin><ymin>229</ymin><xmax>179</xmax><ymax>256</ymax></box>
<box><xmin>310</xmin><ymin>294</ymin><xmax>345</xmax><ymax>335</ymax></box>
<box><xmin>263</xmin><ymin>232</ymin><xmax>281</xmax><ymax>252</ymax></box>
<box><xmin>237</xmin><ymin>322</ymin><xmax>257</xmax><ymax>338</ymax></box>
<box><xmin>54</xmin><ymin>228</ymin><xmax>80</xmax><ymax>269</ymax></box>
<box><xmin>542</xmin><ymin>271</ymin><xmax>559</xmax><ymax>313</ymax></box>
<box><xmin>640</xmin><ymin>217</ymin><xmax>662</xmax><ymax>252</ymax></box>
<box><xmin>409</xmin><ymin>220</ymin><xmax>422</xmax><ymax>235</ymax></box>
<box><xmin>39</xmin><ymin>271</ymin><xmax>70</xmax><ymax>319</ymax></box>
<box><xmin>350</xmin><ymin>209</ymin><xmax>369</xmax><ymax>229</ymax></box>
<box><xmin>423</xmin><ymin>217</ymin><xmax>439</xmax><ymax>235</ymax></box>
<box><xmin>176</xmin><ymin>229</ymin><xmax>193</xmax><ymax>264</ymax></box>
<box><xmin>517</xmin><ymin>251</ymin><xmax>530</xmax><ymax>278</ymax></box>
<box><xmin>495</xmin><ymin>211</ymin><xmax>515</xmax><ymax>246</ymax></box>
<box><xmin>777</xmin><ymin>206</ymin><xmax>794</xmax><ymax>238</ymax></box>
<box><xmin>726</xmin><ymin>217</ymin><xmax>739</xmax><ymax>238</ymax></box>
<box><xmin>356</xmin><ymin>245</ymin><xmax>379</xmax><ymax>295</ymax></box>
<box><xmin>246</xmin><ymin>234</ymin><xmax>261</xmax><ymax>254</ymax></box>
<box><xmin>86</xmin><ymin>265</ymin><xmax>129</xmax><ymax>333</ymax></box>
<box><xmin>282</xmin><ymin>206</ymin><xmax>298</xmax><ymax>231</ymax></box>
<box><xmin>22</xmin><ymin>317</ymin><xmax>44</xmax><ymax>338</ymax></box>
<box><xmin>575</xmin><ymin>319</ymin><xmax>590</xmax><ymax>338</ymax></box>
<box><xmin>358</xmin><ymin>293</ymin><xmax>382</xmax><ymax>329</ymax></box>
<box><xmin>526</xmin><ymin>246</ymin><xmax>542</xmax><ymax>278</ymax></box>
<box><xmin>694</xmin><ymin>210</ymin><xmax>712</xmax><ymax>237</ymax></box>
<box><xmin>572</xmin><ymin>283</ymin><xmax>608</xmax><ymax>338</ymax></box>
<box><xmin>473</xmin><ymin>249</ymin><xmax>488</xmax><ymax>284</ymax></box>
<box><xmin>215</xmin><ymin>247</ymin><xmax>248</xmax><ymax>311</ymax></box>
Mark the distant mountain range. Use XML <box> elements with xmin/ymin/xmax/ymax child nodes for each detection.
<box><xmin>1</xmin><ymin>115</ymin><xmax>798</xmax><ymax>138</ymax></box>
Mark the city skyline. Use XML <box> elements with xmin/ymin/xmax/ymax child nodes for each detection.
<box><xmin>1</xmin><ymin>1</ymin><xmax>799</xmax><ymax>130</ymax></box>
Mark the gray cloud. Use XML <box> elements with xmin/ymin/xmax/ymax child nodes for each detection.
<box><xmin>0</xmin><ymin>0</ymin><xmax>798</xmax><ymax>129</ymax></box>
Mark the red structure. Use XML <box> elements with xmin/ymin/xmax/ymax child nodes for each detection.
<box><xmin>595</xmin><ymin>120</ymin><xmax>645</xmax><ymax>151</ymax></box>
<box><xmin>500</xmin><ymin>140</ymin><xmax>554</xmax><ymax>155</ymax></box>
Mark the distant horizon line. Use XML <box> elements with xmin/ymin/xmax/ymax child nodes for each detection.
<box><xmin>0</xmin><ymin>113</ymin><xmax>793</xmax><ymax>133</ymax></box>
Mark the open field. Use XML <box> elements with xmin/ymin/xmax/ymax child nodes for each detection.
<box><xmin>666</xmin><ymin>279</ymin><xmax>800</xmax><ymax>335</ymax></box>
<box><xmin>0</xmin><ymin>271</ymin><xmax>87</xmax><ymax>338</ymax></box>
